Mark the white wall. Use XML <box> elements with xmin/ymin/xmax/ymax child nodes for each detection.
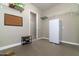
<box><xmin>42</xmin><ymin>3</ymin><xmax>79</xmax><ymax>44</ymax></box>
<box><xmin>0</xmin><ymin>3</ymin><xmax>42</xmax><ymax>47</ymax></box>
<box><xmin>41</xmin><ymin>19</ymin><xmax>49</xmax><ymax>38</ymax></box>
<box><xmin>60</xmin><ymin>12</ymin><xmax>79</xmax><ymax>43</ymax></box>
<box><xmin>43</xmin><ymin>3</ymin><xmax>79</xmax><ymax>17</ymax></box>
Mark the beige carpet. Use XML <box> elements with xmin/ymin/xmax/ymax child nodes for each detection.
<box><xmin>0</xmin><ymin>39</ymin><xmax>79</xmax><ymax>56</ymax></box>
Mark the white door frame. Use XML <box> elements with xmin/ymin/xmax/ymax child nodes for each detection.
<box><xmin>29</xmin><ymin>10</ymin><xmax>38</xmax><ymax>40</ymax></box>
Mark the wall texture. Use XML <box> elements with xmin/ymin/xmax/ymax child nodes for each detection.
<box><xmin>60</xmin><ymin>12</ymin><xmax>79</xmax><ymax>43</ymax></box>
<box><xmin>42</xmin><ymin>3</ymin><xmax>79</xmax><ymax>44</ymax></box>
<box><xmin>43</xmin><ymin>3</ymin><xmax>79</xmax><ymax>17</ymax></box>
<box><xmin>0</xmin><ymin>3</ymin><xmax>42</xmax><ymax>47</ymax></box>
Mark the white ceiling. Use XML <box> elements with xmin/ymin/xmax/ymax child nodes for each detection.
<box><xmin>32</xmin><ymin>3</ymin><xmax>59</xmax><ymax>11</ymax></box>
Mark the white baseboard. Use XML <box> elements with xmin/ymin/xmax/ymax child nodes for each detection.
<box><xmin>38</xmin><ymin>37</ymin><xmax>79</xmax><ymax>46</ymax></box>
<box><xmin>1</xmin><ymin>39</ymin><xmax>79</xmax><ymax>51</ymax></box>
<box><xmin>0</xmin><ymin>43</ymin><xmax>21</xmax><ymax>51</ymax></box>
<box><xmin>61</xmin><ymin>41</ymin><xmax>79</xmax><ymax>46</ymax></box>
<box><xmin>32</xmin><ymin>39</ymin><xmax>39</xmax><ymax>41</ymax></box>
<box><xmin>38</xmin><ymin>38</ymin><xmax>42</xmax><ymax>40</ymax></box>
<box><xmin>38</xmin><ymin>37</ymin><xmax>48</xmax><ymax>40</ymax></box>
<box><xmin>0</xmin><ymin>39</ymin><xmax>39</xmax><ymax>51</ymax></box>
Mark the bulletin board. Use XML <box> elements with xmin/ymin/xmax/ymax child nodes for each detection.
<box><xmin>4</xmin><ymin>14</ymin><xmax>23</xmax><ymax>26</ymax></box>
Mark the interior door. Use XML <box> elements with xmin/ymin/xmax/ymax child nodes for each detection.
<box><xmin>30</xmin><ymin>12</ymin><xmax>36</xmax><ymax>40</ymax></box>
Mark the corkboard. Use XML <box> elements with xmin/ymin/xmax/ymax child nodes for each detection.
<box><xmin>4</xmin><ymin>14</ymin><xmax>23</xmax><ymax>26</ymax></box>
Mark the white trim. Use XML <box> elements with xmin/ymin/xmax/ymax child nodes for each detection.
<box><xmin>38</xmin><ymin>37</ymin><xmax>48</xmax><ymax>40</ymax></box>
<box><xmin>61</xmin><ymin>41</ymin><xmax>79</xmax><ymax>46</ymax></box>
<box><xmin>0</xmin><ymin>43</ymin><xmax>21</xmax><ymax>51</ymax></box>
<box><xmin>38</xmin><ymin>38</ymin><xmax>79</xmax><ymax>46</ymax></box>
<box><xmin>0</xmin><ymin>38</ymin><xmax>39</xmax><ymax>51</ymax></box>
<box><xmin>37</xmin><ymin>37</ymin><xmax>79</xmax><ymax>46</ymax></box>
<box><xmin>38</xmin><ymin>38</ymin><xmax>42</xmax><ymax>40</ymax></box>
<box><xmin>29</xmin><ymin>10</ymin><xmax>38</xmax><ymax>40</ymax></box>
<box><xmin>32</xmin><ymin>39</ymin><xmax>39</xmax><ymax>41</ymax></box>
<box><xmin>29</xmin><ymin>10</ymin><xmax>31</xmax><ymax>35</ymax></box>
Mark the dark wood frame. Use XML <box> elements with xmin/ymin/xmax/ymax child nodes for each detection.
<box><xmin>4</xmin><ymin>13</ymin><xmax>23</xmax><ymax>26</ymax></box>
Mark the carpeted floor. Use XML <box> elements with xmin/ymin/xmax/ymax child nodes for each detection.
<box><xmin>0</xmin><ymin>39</ymin><xmax>79</xmax><ymax>56</ymax></box>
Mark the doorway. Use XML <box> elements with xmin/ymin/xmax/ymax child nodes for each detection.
<box><xmin>30</xmin><ymin>11</ymin><xmax>37</xmax><ymax>40</ymax></box>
